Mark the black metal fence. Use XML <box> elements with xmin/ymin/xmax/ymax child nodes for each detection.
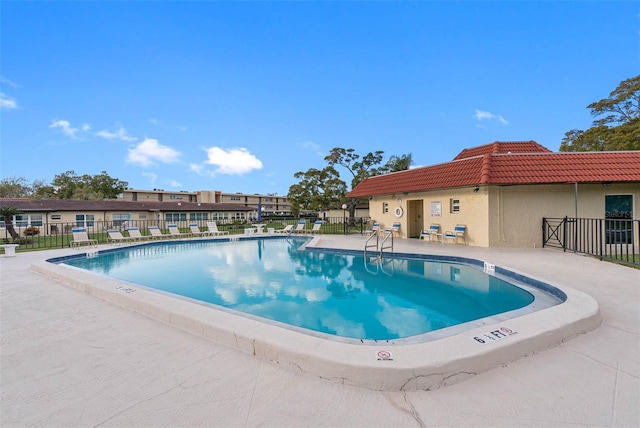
<box><xmin>543</xmin><ymin>217</ymin><xmax>639</xmax><ymax>267</ymax></box>
<box><xmin>0</xmin><ymin>216</ymin><xmax>371</xmax><ymax>252</ymax></box>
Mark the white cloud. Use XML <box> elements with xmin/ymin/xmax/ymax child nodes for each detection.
<box><xmin>202</xmin><ymin>146</ymin><xmax>263</xmax><ymax>175</ymax></box>
<box><xmin>96</xmin><ymin>126</ymin><xmax>137</xmax><ymax>142</ymax></box>
<box><xmin>0</xmin><ymin>93</ymin><xmax>17</xmax><ymax>110</ymax></box>
<box><xmin>49</xmin><ymin>119</ymin><xmax>91</xmax><ymax>139</ymax></box>
<box><xmin>169</xmin><ymin>180</ymin><xmax>182</xmax><ymax>187</ymax></box>
<box><xmin>127</xmin><ymin>138</ymin><xmax>181</xmax><ymax>166</ymax></box>
<box><xmin>474</xmin><ymin>110</ymin><xmax>509</xmax><ymax>126</ymax></box>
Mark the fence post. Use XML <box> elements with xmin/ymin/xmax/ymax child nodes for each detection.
<box><xmin>562</xmin><ymin>216</ymin><xmax>567</xmax><ymax>252</ymax></box>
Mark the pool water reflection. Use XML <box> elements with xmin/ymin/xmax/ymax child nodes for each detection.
<box><xmin>62</xmin><ymin>237</ymin><xmax>535</xmax><ymax>340</ymax></box>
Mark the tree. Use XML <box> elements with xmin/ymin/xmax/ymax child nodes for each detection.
<box><xmin>288</xmin><ymin>148</ymin><xmax>412</xmax><ymax>216</ymax></box>
<box><xmin>0</xmin><ymin>206</ymin><xmax>22</xmax><ymax>240</ymax></box>
<box><xmin>560</xmin><ymin>75</ymin><xmax>640</xmax><ymax>151</ymax></box>
<box><xmin>29</xmin><ymin>171</ymin><xmax>129</xmax><ymax>200</ymax></box>
<box><xmin>287</xmin><ymin>167</ymin><xmax>347</xmax><ymax>215</ymax></box>
<box><xmin>0</xmin><ymin>177</ymin><xmax>33</xmax><ymax>198</ymax></box>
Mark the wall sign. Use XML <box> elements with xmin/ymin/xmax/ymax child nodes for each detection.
<box><xmin>430</xmin><ymin>201</ymin><xmax>442</xmax><ymax>217</ymax></box>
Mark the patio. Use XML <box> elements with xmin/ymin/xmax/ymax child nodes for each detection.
<box><xmin>1</xmin><ymin>235</ymin><xmax>638</xmax><ymax>427</ymax></box>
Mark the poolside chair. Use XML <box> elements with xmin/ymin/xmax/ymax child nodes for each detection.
<box><xmin>273</xmin><ymin>224</ymin><xmax>294</xmax><ymax>234</ymax></box>
<box><xmin>148</xmin><ymin>226</ymin><xmax>170</xmax><ymax>239</ymax></box>
<box><xmin>127</xmin><ymin>227</ymin><xmax>149</xmax><ymax>241</ymax></box>
<box><xmin>444</xmin><ymin>224</ymin><xmax>467</xmax><ymax>245</ymax></box>
<box><xmin>71</xmin><ymin>227</ymin><xmax>98</xmax><ymax>248</ymax></box>
<box><xmin>385</xmin><ymin>222</ymin><xmax>401</xmax><ymax>237</ymax></box>
<box><xmin>292</xmin><ymin>220</ymin><xmax>307</xmax><ymax>234</ymax></box>
<box><xmin>107</xmin><ymin>229</ymin><xmax>137</xmax><ymax>245</ymax></box>
<box><xmin>190</xmin><ymin>223</ymin><xmax>213</xmax><ymax>238</ymax></box>
<box><xmin>364</xmin><ymin>222</ymin><xmax>380</xmax><ymax>237</ymax></box>
<box><xmin>206</xmin><ymin>221</ymin><xmax>229</xmax><ymax>236</ymax></box>
<box><xmin>168</xmin><ymin>224</ymin><xmax>191</xmax><ymax>238</ymax></box>
<box><xmin>420</xmin><ymin>224</ymin><xmax>442</xmax><ymax>243</ymax></box>
<box><xmin>310</xmin><ymin>220</ymin><xmax>323</xmax><ymax>234</ymax></box>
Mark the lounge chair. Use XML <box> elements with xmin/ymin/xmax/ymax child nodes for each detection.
<box><xmin>206</xmin><ymin>221</ymin><xmax>229</xmax><ymax>236</ymax></box>
<box><xmin>190</xmin><ymin>223</ymin><xmax>213</xmax><ymax>237</ymax></box>
<box><xmin>420</xmin><ymin>224</ymin><xmax>441</xmax><ymax>243</ymax></box>
<box><xmin>148</xmin><ymin>226</ymin><xmax>170</xmax><ymax>239</ymax></box>
<box><xmin>273</xmin><ymin>224</ymin><xmax>294</xmax><ymax>234</ymax></box>
<box><xmin>107</xmin><ymin>229</ymin><xmax>137</xmax><ymax>245</ymax></box>
<box><xmin>71</xmin><ymin>227</ymin><xmax>98</xmax><ymax>248</ymax></box>
<box><xmin>168</xmin><ymin>224</ymin><xmax>191</xmax><ymax>238</ymax></box>
<box><xmin>385</xmin><ymin>222</ymin><xmax>401</xmax><ymax>237</ymax></box>
<box><xmin>444</xmin><ymin>224</ymin><xmax>467</xmax><ymax>245</ymax></box>
<box><xmin>364</xmin><ymin>222</ymin><xmax>380</xmax><ymax>237</ymax></box>
<box><xmin>310</xmin><ymin>220</ymin><xmax>323</xmax><ymax>234</ymax></box>
<box><xmin>292</xmin><ymin>220</ymin><xmax>307</xmax><ymax>234</ymax></box>
<box><xmin>127</xmin><ymin>227</ymin><xmax>149</xmax><ymax>241</ymax></box>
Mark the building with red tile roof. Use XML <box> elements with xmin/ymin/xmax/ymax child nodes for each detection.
<box><xmin>348</xmin><ymin>141</ymin><xmax>640</xmax><ymax>247</ymax></box>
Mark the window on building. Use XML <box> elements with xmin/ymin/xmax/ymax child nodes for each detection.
<box><xmin>450</xmin><ymin>198</ymin><xmax>460</xmax><ymax>213</ymax></box>
<box><xmin>75</xmin><ymin>214</ymin><xmax>95</xmax><ymax>227</ymax></box>
<box><xmin>112</xmin><ymin>213</ymin><xmax>129</xmax><ymax>227</ymax></box>
<box><xmin>14</xmin><ymin>214</ymin><xmax>43</xmax><ymax>227</ymax></box>
<box><xmin>165</xmin><ymin>212</ymin><xmax>187</xmax><ymax>222</ymax></box>
<box><xmin>232</xmin><ymin>212</ymin><xmax>246</xmax><ymax>220</ymax></box>
<box><xmin>169</xmin><ymin>195</ymin><xmax>183</xmax><ymax>200</ymax></box>
<box><xmin>230</xmin><ymin>196</ymin><xmax>241</xmax><ymax>201</ymax></box>
<box><xmin>212</xmin><ymin>212</ymin><xmax>229</xmax><ymax>221</ymax></box>
<box><xmin>383</xmin><ymin>202</ymin><xmax>389</xmax><ymax>214</ymax></box>
<box><xmin>51</xmin><ymin>214</ymin><xmax>62</xmax><ymax>221</ymax></box>
<box><xmin>189</xmin><ymin>212</ymin><xmax>208</xmax><ymax>221</ymax></box>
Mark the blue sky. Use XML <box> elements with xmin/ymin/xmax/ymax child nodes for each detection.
<box><xmin>1</xmin><ymin>1</ymin><xmax>638</xmax><ymax>196</ymax></box>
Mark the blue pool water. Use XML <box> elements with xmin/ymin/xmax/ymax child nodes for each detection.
<box><xmin>60</xmin><ymin>237</ymin><xmax>536</xmax><ymax>340</ymax></box>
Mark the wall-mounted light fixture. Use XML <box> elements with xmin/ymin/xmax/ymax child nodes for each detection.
<box><xmin>473</xmin><ymin>187</ymin><xmax>480</xmax><ymax>193</ymax></box>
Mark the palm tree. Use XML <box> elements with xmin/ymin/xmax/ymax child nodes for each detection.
<box><xmin>0</xmin><ymin>206</ymin><xmax>22</xmax><ymax>241</ymax></box>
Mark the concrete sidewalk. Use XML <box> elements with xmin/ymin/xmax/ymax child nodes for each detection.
<box><xmin>1</xmin><ymin>236</ymin><xmax>639</xmax><ymax>427</ymax></box>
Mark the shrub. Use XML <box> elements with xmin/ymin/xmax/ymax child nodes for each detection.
<box><xmin>23</xmin><ymin>226</ymin><xmax>40</xmax><ymax>236</ymax></box>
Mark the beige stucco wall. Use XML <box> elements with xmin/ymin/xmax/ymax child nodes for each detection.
<box><xmin>490</xmin><ymin>183</ymin><xmax>640</xmax><ymax>248</ymax></box>
<box><xmin>370</xmin><ymin>187</ymin><xmax>490</xmax><ymax>245</ymax></box>
<box><xmin>369</xmin><ymin>183</ymin><xmax>638</xmax><ymax>248</ymax></box>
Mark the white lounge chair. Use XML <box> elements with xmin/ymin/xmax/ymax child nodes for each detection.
<box><xmin>127</xmin><ymin>227</ymin><xmax>149</xmax><ymax>241</ymax></box>
<box><xmin>71</xmin><ymin>227</ymin><xmax>98</xmax><ymax>248</ymax></box>
<box><xmin>190</xmin><ymin>223</ymin><xmax>213</xmax><ymax>237</ymax></box>
<box><xmin>206</xmin><ymin>221</ymin><xmax>229</xmax><ymax>236</ymax></box>
<box><xmin>168</xmin><ymin>224</ymin><xmax>190</xmax><ymax>238</ymax></box>
<box><xmin>444</xmin><ymin>224</ymin><xmax>467</xmax><ymax>245</ymax></box>
<box><xmin>310</xmin><ymin>220</ymin><xmax>323</xmax><ymax>234</ymax></box>
<box><xmin>273</xmin><ymin>224</ymin><xmax>294</xmax><ymax>234</ymax></box>
<box><xmin>107</xmin><ymin>229</ymin><xmax>137</xmax><ymax>245</ymax></box>
<box><xmin>148</xmin><ymin>226</ymin><xmax>170</xmax><ymax>239</ymax></box>
<box><xmin>292</xmin><ymin>220</ymin><xmax>307</xmax><ymax>234</ymax></box>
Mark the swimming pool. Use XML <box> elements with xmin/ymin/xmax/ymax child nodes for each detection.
<box><xmin>39</xmin><ymin>235</ymin><xmax>600</xmax><ymax>391</ymax></box>
<box><xmin>57</xmin><ymin>237</ymin><xmax>558</xmax><ymax>343</ymax></box>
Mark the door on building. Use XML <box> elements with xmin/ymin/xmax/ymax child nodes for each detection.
<box><xmin>407</xmin><ymin>200</ymin><xmax>424</xmax><ymax>238</ymax></box>
<box><xmin>605</xmin><ymin>195</ymin><xmax>633</xmax><ymax>244</ymax></box>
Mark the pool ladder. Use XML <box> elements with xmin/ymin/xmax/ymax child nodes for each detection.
<box><xmin>364</xmin><ymin>230</ymin><xmax>394</xmax><ymax>259</ymax></box>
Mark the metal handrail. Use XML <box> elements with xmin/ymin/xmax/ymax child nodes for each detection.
<box><xmin>380</xmin><ymin>230</ymin><xmax>393</xmax><ymax>257</ymax></box>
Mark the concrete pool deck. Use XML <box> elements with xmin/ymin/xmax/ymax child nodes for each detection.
<box><xmin>2</xmin><ymin>235</ymin><xmax>639</xmax><ymax>426</ymax></box>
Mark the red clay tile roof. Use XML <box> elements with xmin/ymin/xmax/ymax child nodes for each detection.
<box><xmin>348</xmin><ymin>151</ymin><xmax>640</xmax><ymax>198</ymax></box>
<box><xmin>453</xmin><ymin>141</ymin><xmax>552</xmax><ymax>160</ymax></box>
<box><xmin>0</xmin><ymin>198</ymin><xmax>253</xmax><ymax>212</ymax></box>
